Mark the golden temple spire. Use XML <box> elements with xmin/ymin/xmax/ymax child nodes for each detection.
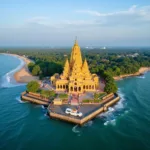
<box><xmin>62</xmin><ymin>58</ymin><xmax>70</xmax><ymax>79</ymax></box>
<box><xmin>74</xmin><ymin>36</ymin><xmax>78</xmax><ymax>45</ymax></box>
<box><xmin>70</xmin><ymin>37</ymin><xmax>82</xmax><ymax>69</ymax></box>
<box><xmin>51</xmin><ymin>38</ymin><xmax>99</xmax><ymax>94</ymax></box>
<box><xmin>71</xmin><ymin>58</ymin><xmax>82</xmax><ymax>78</ymax></box>
<box><xmin>82</xmin><ymin>58</ymin><xmax>91</xmax><ymax>79</ymax></box>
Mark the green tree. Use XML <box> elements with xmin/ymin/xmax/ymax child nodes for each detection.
<box><xmin>26</xmin><ymin>81</ymin><xmax>40</xmax><ymax>92</ymax></box>
<box><xmin>28</xmin><ymin>62</ymin><xmax>35</xmax><ymax>72</ymax></box>
<box><xmin>104</xmin><ymin>82</ymin><xmax>117</xmax><ymax>94</ymax></box>
<box><xmin>32</xmin><ymin>65</ymin><xmax>41</xmax><ymax>76</ymax></box>
<box><xmin>40</xmin><ymin>90</ymin><xmax>56</xmax><ymax>98</ymax></box>
<box><xmin>114</xmin><ymin>67</ymin><xmax>121</xmax><ymax>76</ymax></box>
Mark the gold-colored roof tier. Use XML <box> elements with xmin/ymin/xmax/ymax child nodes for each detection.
<box><xmin>51</xmin><ymin>38</ymin><xmax>99</xmax><ymax>93</ymax></box>
<box><xmin>61</xmin><ymin>39</ymin><xmax>92</xmax><ymax>80</ymax></box>
<box><xmin>70</xmin><ymin>39</ymin><xmax>83</xmax><ymax>70</ymax></box>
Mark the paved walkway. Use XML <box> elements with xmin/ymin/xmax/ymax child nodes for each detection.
<box><xmin>49</xmin><ymin>104</ymin><xmax>102</xmax><ymax>119</ymax></box>
<box><xmin>70</xmin><ymin>94</ymin><xmax>79</xmax><ymax>105</ymax></box>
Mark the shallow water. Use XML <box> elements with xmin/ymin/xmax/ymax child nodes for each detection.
<box><xmin>0</xmin><ymin>54</ymin><xmax>150</xmax><ymax>150</ymax></box>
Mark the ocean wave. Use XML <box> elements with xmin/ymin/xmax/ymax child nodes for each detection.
<box><xmin>104</xmin><ymin>119</ymin><xmax>116</xmax><ymax>126</ymax></box>
<box><xmin>114</xmin><ymin>89</ymin><xmax>125</xmax><ymax>109</ymax></box>
<box><xmin>16</xmin><ymin>96</ymin><xmax>28</xmax><ymax>103</ymax></box>
<box><xmin>0</xmin><ymin>55</ymin><xmax>26</xmax><ymax>88</ymax></box>
<box><xmin>99</xmin><ymin>89</ymin><xmax>128</xmax><ymax>126</ymax></box>
<box><xmin>72</xmin><ymin>125</ymin><xmax>80</xmax><ymax>133</ymax></box>
<box><xmin>41</xmin><ymin>105</ymin><xmax>48</xmax><ymax>114</ymax></box>
<box><xmin>41</xmin><ymin>105</ymin><xmax>46</xmax><ymax>109</ymax></box>
<box><xmin>72</xmin><ymin>121</ymin><xmax>93</xmax><ymax>136</ymax></box>
<box><xmin>136</xmin><ymin>75</ymin><xmax>145</xmax><ymax>79</ymax></box>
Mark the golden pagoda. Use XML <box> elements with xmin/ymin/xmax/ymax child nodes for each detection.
<box><xmin>51</xmin><ymin>39</ymin><xmax>99</xmax><ymax>93</ymax></box>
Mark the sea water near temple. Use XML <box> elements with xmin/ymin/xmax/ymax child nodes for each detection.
<box><xmin>0</xmin><ymin>54</ymin><xmax>150</xmax><ymax>150</ymax></box>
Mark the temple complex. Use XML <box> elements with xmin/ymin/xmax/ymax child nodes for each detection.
<box><xmin>51</xmin><ymin>39</ymin><xmax>99</xmax><ymax>93</ymax></box>
<box><xmin>22</xmin><ymin>39</ymin><xmax>120</xmax><ymax>125</ymax></box>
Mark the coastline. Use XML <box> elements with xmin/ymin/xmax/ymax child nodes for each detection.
<box><xmin>113</xmin><ymin>67</ymin><xmax>150</xmax><ymax>81</ymax></box>
<box><xmin>1</xmin><ymin>53</ymin><xmax>149</xmax><ymax>83</ymax></box>
<box><xmin>13</xmin><ymin>54</ymin><xmax>39</xmax><ymax>83</ymax></box>
<box><xmin>2</xmin><ymin>53</ymin><xmax>39</xmax><ymax>83</ymax></box>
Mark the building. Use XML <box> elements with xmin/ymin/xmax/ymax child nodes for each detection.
<box><xmin>51</xmin><ymin>39</ymin><xmax>99</xmax><ymax>94</ymax></box>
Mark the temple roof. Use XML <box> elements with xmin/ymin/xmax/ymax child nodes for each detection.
<box><xmin>70</xmin><ymin>39</ymin><xmax>82</xmax><ymax>70</ymax></box>
<box><xmin>62</xmin><ymin>39</ymin><xmax>92</xmax><ymax>80</ymax></box>
<box><xmin>82</xmin><ymin>59</ymin><xmax>91</xmax><ymax>78</ymax></box>
<box><xmin>62</xmin><ymin>58</ymin><xmax>70</xmax><ymax>79</ymax></box>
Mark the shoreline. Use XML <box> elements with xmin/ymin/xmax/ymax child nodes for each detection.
<box><xmin>1</xmin><ymin>53</ymin><xmax>39</xmax><ymax>83</ymax></box>
<box><xmin>1</xmin><ymin>53</ymin><xmax>149</xmax><ymax>83</ymax></box>
<box><xmin>113</xmin><ymin>67</ymin><xmax>150</xmax><ymax>81</ymax></box>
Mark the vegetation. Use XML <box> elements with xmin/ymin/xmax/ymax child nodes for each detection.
<box><xmin>82</xmin><ymin>99</ymin><xmax>102</xmax><ymax>103</ymax></box>
<box><xmin>40</xmin><ymin>90</ymin><xmax>56</xmax><ymax>98</ymax></box>
<box><xmin>102</xmin><ymin>72</ymin><xmax>118</xmax><ymax>94</ymax></box>
<box><xmin>26</xmin><ymin>81</ymin><xmax>40</xmax><ymax>92</ymax></box>
<box><xmin>1</xmin><ymin>47</ymin><xmax>150</xmax><ymax>94</ymax></box>
<box><xmin>82</xmin><ymin>99</ymin><xmax>91</xmax><ymax>103</ymax></box>
<box><xmin>89</xmin><ymin>53</ymin><xmax>150</xmax><ymax>77</ymax></box>
<box><xmin>104</xmin><ymin>82</ymin><xmax>117</xmax><ymax>94</ymax></box>
<box><xmin>83</xmin><ymin>92</ymin><xmax>107</xmax><ymax>103</ymax></box>
<box><xmin>94</xmin><ymin>92</ymin><xmax>107</xmax><ymax>99</ymax></box>
<box><xmin>32</xmin><ymin>65</ymin><xmax>41</xmax><ymax>76</ymax></box>
<box><xmin>28</xmin><ymin>62</ymin><xmax>35</xmax><ymax>72</ymax></box>
<box><xmin>94</xmin><ymin>99</ymin><xmax>102</xmax><ymax>103</ymax></box>
<box><xmin>58</xmin><ymin>93</ymin><xmax>68</xmax><ymax>99</ymax></box>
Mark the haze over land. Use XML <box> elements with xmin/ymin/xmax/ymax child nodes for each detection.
<box><xmin>0</xmin><ymin>0</ymin><xmax>150</xmax><ymax>47</ymax></box>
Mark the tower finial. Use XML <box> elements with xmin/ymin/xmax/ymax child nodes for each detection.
<box><xmin>75</xmin><ymin>36</ymin><xmax>78</xmax><ymax>45</ymax></box>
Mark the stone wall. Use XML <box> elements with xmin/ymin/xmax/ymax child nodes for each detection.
<box><xmin>49</xmin><ymin>96</ymin><xmax>120</xmax><ymax>125</ymax></box>
<box><xmin>104</xmin><ymin>96</ymin><xmax>120</xmax><ymax>108</ymax></box>
<box><xmin>50</xmin><ymin>112</ymin><xmax>81</xmax><ymax>124</ymax></box>
<box><xmin>21</xmin><ymin>91</ymin><xmax>49</xmax><ymax>105</ymax></box>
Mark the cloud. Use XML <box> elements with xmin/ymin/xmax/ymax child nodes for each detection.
<box><xmin>76</xmin><ymin>5</ymin><xmax>150</xmax><ymax>25</ymax></box>
<box><xmin>1</xmin><ymin>5</ymin><xmax>150</xmax><ymax>46</ymax></box>
<box><xmin>76</xmin><ymin>5</ymin><xmax>138</xmax><ymax>16</ymax></box>
<box><xmin>26</xmin><ymin>16</ymin><xmax>55</xmax><ymax>27</ymax></box>
<box><xmin>26</xmin><ymin>16</ymin><xmax>101</xmax><ymax>29</ymax></box>
<box><xmin>25</xmin><ymin>5</ymin><xmax>150</xmax><ymax>29</ymax></box>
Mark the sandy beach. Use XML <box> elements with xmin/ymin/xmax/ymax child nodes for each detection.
<box><xmin>14</xmin><ymin>54</ymin><xmax>39</xmax><ymax>83</ymax></box>
<box><xmin>4</xmin><ymin>53</ymin><xmax>39</xmax><ymax>83</ymax></box>
<box><xmin>113</xmin><ymin>67</ymin><xmax>150</xmax><ymax>81</ymax></box>
<box><xmin>2</xmin><ymin>53</ymin><xmax>150</xmax><ymax>83</ymax></box>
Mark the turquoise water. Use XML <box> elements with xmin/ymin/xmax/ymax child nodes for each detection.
<box><xmin>0</xmin><ymin>54</ymin><xmax>150</xmax><ymax>150</ymax></box>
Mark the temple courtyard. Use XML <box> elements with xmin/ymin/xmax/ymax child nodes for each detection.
<box><xmin>48</xmin><ymin>96</ymin><xmax>116</xmax><ymax>120</ymax></box>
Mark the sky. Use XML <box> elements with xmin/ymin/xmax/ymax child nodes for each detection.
<box><xmin>0</xmin><ymin>0</ymin><xmax>150</xmax><ymax>47</ymax></box>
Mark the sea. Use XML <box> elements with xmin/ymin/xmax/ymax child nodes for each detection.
<box><xmin>0</xmin><ymin>54</ymin><xmax>150</xmax><ymax>150</ymax></box>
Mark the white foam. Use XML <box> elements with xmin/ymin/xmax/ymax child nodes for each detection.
<box><xmin>108</xmin><ymin>107</ymin><xmax>115</xmax><ymax>111</ymax></box>
<box><xmin>44</xmin><ymin>113</ymin><xmax>48</xmax><ymax>117</ymax></box>
<box><xmin>104</xmin><ymin>119</ymin><xmax>116</xmax><ymax>126</ymax></box>
<box><xmin>99</xmin><ymin>107</ymin><xmax>115</xmax><ymax>120</ymax></box>
<box><xmin>124</xmin><ymin>110</ymin><xmax>129</xmax><ymax>114</ymax></box>
<box><xmin>16</xmin><ymin>96</ymin><xmax>27</xmax><ymax>103</ymax></box>
<box><xmin>1</xmin><ymin>55</ymin><xmax>26</xmax><ymax>88</ymax></box>
<box><xmin>104</xmin><ymin>121</ymin><xmax>109</xmax><ymax>126</ymax></box>
<box><xmin>114</xmin><ymin>89</ymin><xmax>125</xmax><ymax>109</ymax></box>
<box><xmin>72</xmin><ymin>125</ymin><xmax>80</xmax><ymax>133</ymax></box>
<box><xmin>41</xmin><ymin>105</ymin><xmax>45</xmax><ymax>109</ymax></box>
<box><xmin>137</xmin><ymin>75</ymin><xmax>145</xmax><ymax>79</ymax></box>
<box><xmin>99</xmin><ymin>89</ymin><xmax>126</xmax><ymax>126</ymax></box>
